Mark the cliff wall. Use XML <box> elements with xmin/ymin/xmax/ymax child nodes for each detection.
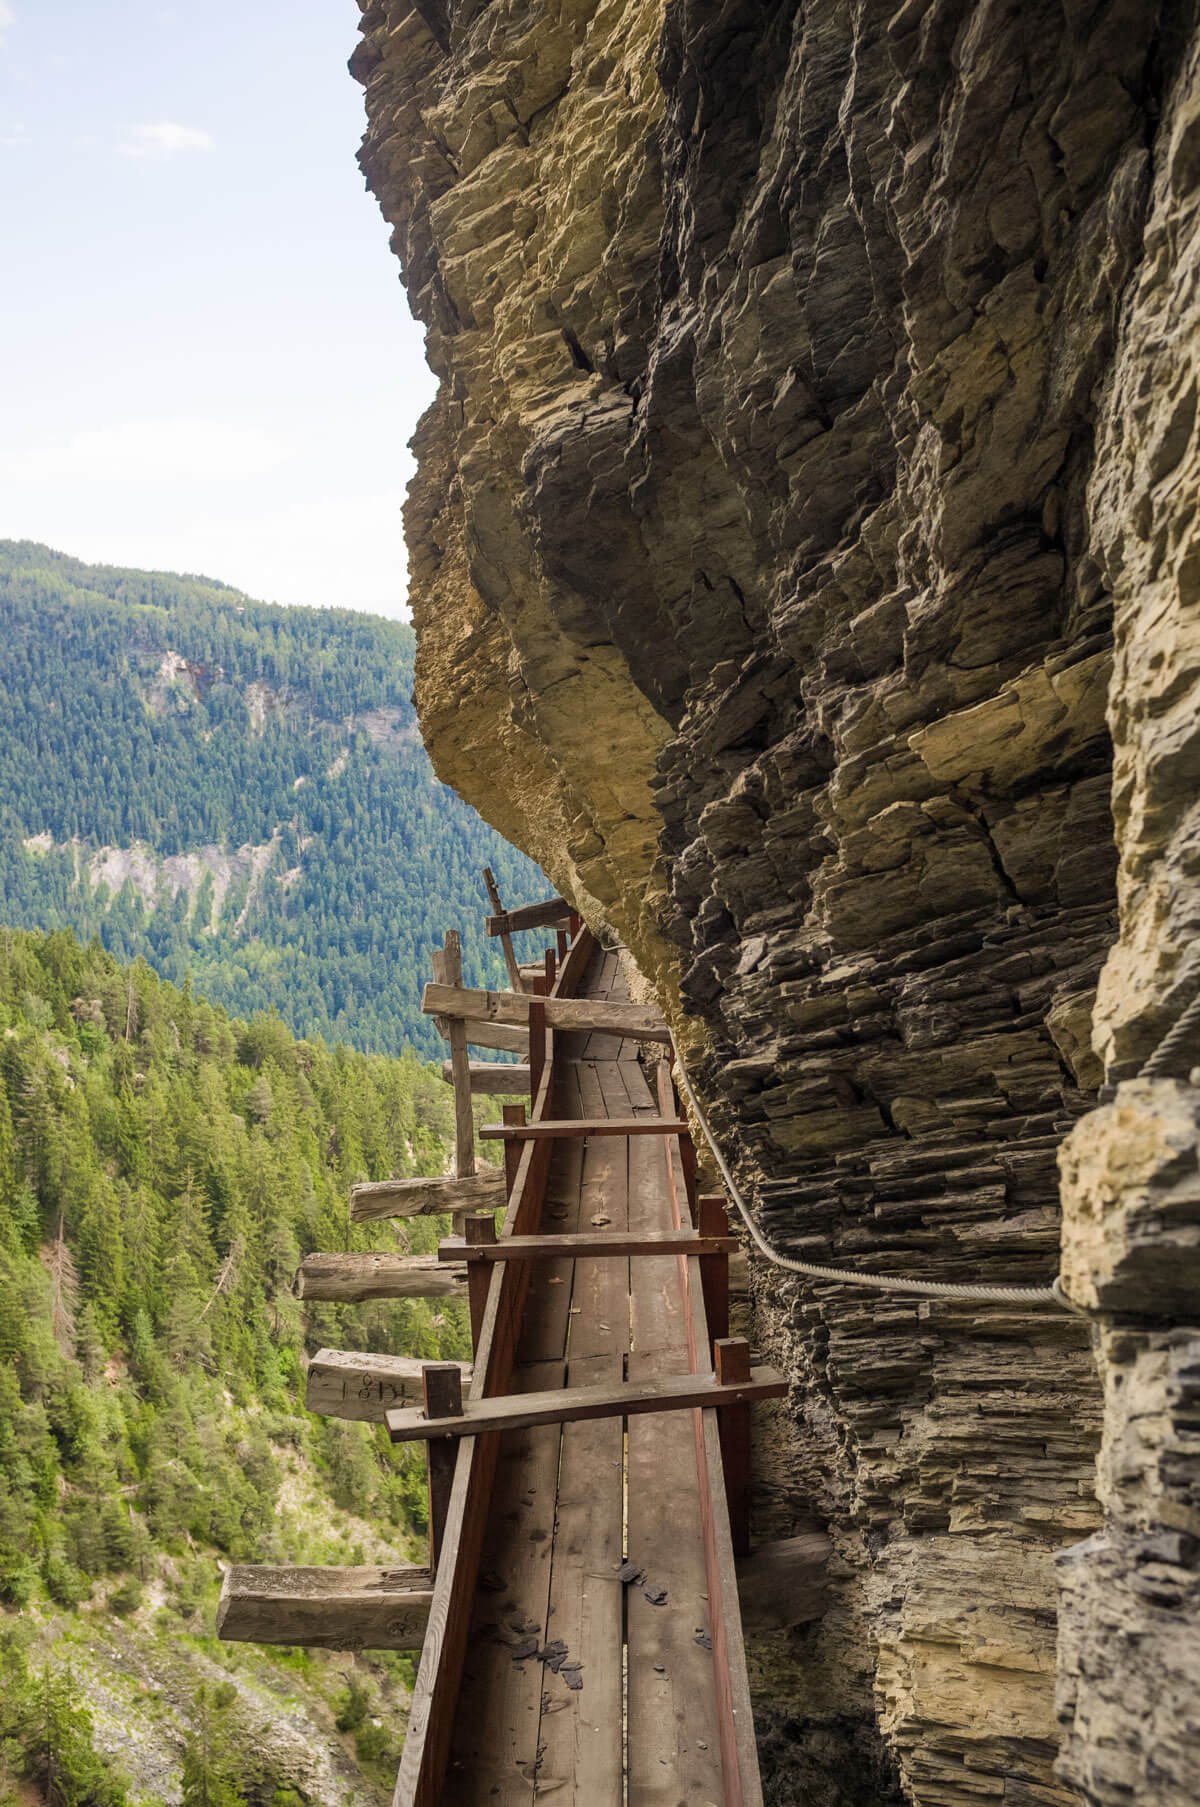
<box><xmin>352</xmin><ymin>3</ymin><xmax>1200</xmax><ymax>1800</ymax></box>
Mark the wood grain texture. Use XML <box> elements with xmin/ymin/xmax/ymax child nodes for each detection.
<box><xmin>736</xmin><ymin>1534</ymin><xmax>831</xmax><ymax>1633</ymax></box>
<box><xmin>486</xmin><ymin>898</ymin><xmax>571</xmax><ymax>936</ymax></box>
<box><xmin>422</xmin><ymin>983</ymin><xmax>669</xmax><ymax>1044</ymax></box>
<box><xmin>349</xmin><ymin>1167</ymin><xmax>504</xmax><ymax>1222</ymax></box>
<box><xmin>217</xmin><ymin>1564</ymin><xmax>433</xmax><ymax>1650</ymax></box>
<box><xmin>479</xmin><ymin>1116</ymin><xmax>688</xmax><ymax>1140</ymax></box>
<box><xmin>438</xmin><ymin>1229</ymin><xmax>738</xmax><ymax>1263</ymax></box>
<box><xmin>305</xmin><ymin>1348</ymin><xmax>470</xmax><ymax>1423</ymax></box>
<box><xmin>393</xmin><ymin>926</ymin><xmax>595</xmax><ymax>1807</ymax></box>
<box><xmin>385</xmin><ymin>1366</ymin><xmax>786</xmax><ymax>1442</ymax></box>
<box><xmin>294</xmin><ymin>1252</ymin><xmax>469</xmax><ymax>1302</ymax></box>
<box><xmin>443</xmin><ymin>930</ymin><xmax>477</xmax><ymax>1179</ymax></box>
<box><xmin>441</xmin><ymin>1061</ymin><xmax>531</xmax><ymax>1094</ymax></box>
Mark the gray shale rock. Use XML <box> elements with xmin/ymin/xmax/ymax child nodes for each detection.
<box><xmin>353</xmin><ymin>0</ymin><xmax>1200</xmax><ymax>1799</ymax></box>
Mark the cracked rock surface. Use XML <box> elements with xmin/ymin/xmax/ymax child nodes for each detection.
<box><xmin>353</xmin><ymin>0</ymin><xmax>1200</xmax><ymax>1799</ymax></box>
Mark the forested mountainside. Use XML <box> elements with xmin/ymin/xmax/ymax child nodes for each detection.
<box><xmin>0</xmin><ymin>926</ymin><xmax>484</xmax><ymax>1806</ymax></box>
<box><xmin>0</xmin><ymin>542</ymin><xmax>545</xmax><ymax>1060</ymax></box>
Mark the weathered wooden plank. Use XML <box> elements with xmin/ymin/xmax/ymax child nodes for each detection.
<box><xmin>423</xmin><ymin>1364</ymin><xmax>464</xmax><ymax>1567</ymax></box>
<box><xmin>436</xmin><ymin>1016</ymin><xmax>531</xmax><ymax>1055</ymax></box>
<box><xmin>653</xmin><ymin>1057</ymin><xmax>762</xmax><ymax>1807</ymax></box>
<box><xmin>480</xmin><ymin>1116</ymin><xmax>688</xmax><ymax>1142</ymax></box>
<box><xmin>486</xmin><ymin>898</ymin><xmax>571</xmax><ymax>937</ymax></box>
<box><xmin>216</xmin><ymin>1564</ymin><xmax>432</xmax><ymax>1650</ymax></box>
<box><xmin>438</xmin><ymin>1229</ymin><xmax>738</xmax><ymax>1263</ymax></box>
<box><xmin>482</xmin><ymin>865</ymin><xmax>526</xmax><ymax>994</ymax></box>
<box><xmin>736</xmin><ymin>1534</ymin><xmax>831</xmax><ymax>1634</ymax></box>
<box><xmin>394</xmin><ymin>925</ymin><xmax>595</xmax><ymax>1807</ymax></box>
<box><xmin>622</xmin><ymin>1058</ymin><xmax>728</xmax><ymax>1807</ymax></box>
<box><xmin>305</xmin><ymin>1348</ymin><xmax>470</xmax><ymax>1423</ymax></box>
<box><xmin>349</xmin><ymin>1167</ymin><xmax>504</xmax><ymax>1223</ymax></box>
<box><xmin>440</xmin><ymin>1360</ymin><xmax>564</xmax><ymax>1805</ymax></box>
<box><xmin>441</xmin><ymin>1061</ymin><xmax>531</xmax><ymax>1095</ymax></box>
<box><xmin>422</xmin><ymin>983</ymin><xmax>670</xmax><ymax>1045</ymax></box>
<box><xmin>443</xmin><ymin>930</ymin><xmax>477</xmax><ymax>1179</ymax></box>
<box><xmin>385</xmin><ymin>1365</ymin><xmax>786</xmax><ymax>1442</ymax></box>
<box><xmin>294</xmin><ymin>1252</ymin><xmax>469</xmax><ymax>1303</ymax></box>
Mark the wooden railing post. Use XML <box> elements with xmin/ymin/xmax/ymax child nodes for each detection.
<box><xmin>698</xmin><ymin>1196</ymin><xmax>730</xmax><ymax>1343</ymax></box>
<box><xmin>544</xmin><ymin>946</ymin><xmax>556</xmax><ymax>990</ymax></box>
<box><xmin>422</xmin><ymin>1363</ymin><xmax>463</xmax><ymax>1566</ymax></box>
<box><xmin>443</xmin><ymin>930</ymin><xmax>475</xmax><ymax>1179</ymax></box>
<box><xmin>501</xmin><ymin>1104</ymin><xmax>526</xmax><ymax>1197</ymax></box>
<box><xmin>714</xmin><ymin>1337</ymin><xmax>752</xmax><ymax>1559</ymax></box>
<box><xmin>568</xmin><ymin>911</ymin><xmax>582</xmax><ymax>938</ymax></box>
<box><xmin>528</xmin><ymin>1000</ymin><xmax>546</xmax><ymax>1102</ymax></box>
<box><xmin>556</xmin><ymin>928</ymin><xmax>569</xmax><ymax>963</ymax></box>
<box><xmin>463</xmin><ymin>1211</ymin><xmax>496</xmax><ymax>1348</ymax></box>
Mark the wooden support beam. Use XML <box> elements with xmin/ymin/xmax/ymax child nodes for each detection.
<box><xmin>437</xmin><ymin>1229</ymin><xmax>738</xmax><ymax>1264</ymax></box>
<box><xmin>386</xmin><ymin>1364</ymin><xmax>786</xmax><ymax>1443</ymax></box>
<box><xmin>462</xmin><ymin>1212</ymin><xmax>495</xmax><ymax>1347</ymax></box>
<box><xmin>442</xmin><ymin>1019</ymin><xmax>531</xmax><ymax>1055</ymax></box>
<box><xmin>293</xmin><ymin>1253</ymin><xmax>469</xmax><ymax>1303</ymax></box>
<box><xmin>422</xmin><ymin>982</ymin><xmax>670</xmax><ymax>1045</ymax></box>
<box><xmin>715</xmin><ymin>1338</ymin><xmax>753</xmax><ymax>1559</ymax></box>
<box><xmin>501</xmin><ymin>1102</ymin><xmax>525</xmax><ymax>1197</ymax></box>
<box><xmin>735</xmin><ymin>1534</ymin><xmax>831</xmax><ymax>1635</ymax></box>
<box><xmin>217</xmin><ymin>1563</ymin><xmax>433</xmax><ymax>1650</ymax></box>
<box><xmin>556</xmin><ymin>928</ymin><xmax>569</xmax><ymax>963</ymax></box>
<box><xmin>528</xmin><ymin>999</ymin><xmax>546</xmax><ymax>1100</ymax></box>
<box><xmin>698</xmin><ymin>1196</ymin><xmax>731</xmax><ymax>1344</ymax></box>
<box><xmin>305</xmin><ymin>1348</ymin><xmax>470</xmax><ymax>1423</ymax></box>
<box><xmin>422</xmin><ymin>1364</ymin><xmax>463</xmax><ymax>1567</ymax></box>
<box><xmin>482</xmin><ymin>866</ymin><xmax>526</xmax><ymax>993</ymax></box>
<box><xmin>349</xmin><ymin>1167</ymin><xmax>504</xmax><ymax>1223</ymax></box>
<box><xmin>440</xmin><ymin>1060</ymin><xmax>531</xmax><ymax>1094</ymax></box>
<box><xmin>544</xmin><ymin>946</ymin><xmax>556</xmax><ymax>990</ymax></box>
<box><xmin>486</xmin><ymin>897</ymin><xmax>571</xmax><ymax>937</ymax></box>
<box><xmin>479</xmin><ymin>1116</ymin><xmax>689</xmax><ymax>1141</ymax></box>
<box><xmin>442</xmin><ymin>930</ymin><xmax>475</xmax><ymax>1179</ymax></box>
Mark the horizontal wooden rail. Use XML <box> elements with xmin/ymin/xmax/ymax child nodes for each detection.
<box><xmin>305</xmin><ymin>1349</ymin><xmax>471</xmax><ymax>1423</ymax></box>
<box><xmin>437</xmin><ymin>1229</ymin><xmax>738</xmax><ymax>1263</ymax></box>
<box><xmin>486</xmin><ymin>898</ymin><xmax>571</xmax><ymax>937</ymax></box>
<box><xmin>422</xmin><ymin>982</ymin><xmax>670</xmax><ymax>1045</ymax></box>
<box><xmin>440</xmin><ymin>1060</ymin><xmax>530</xmax><ymax>1094</ymax></box>
<box><xmin>435</xmin><ymin>1017</ymin><xmax>530</xmax><ymax>1055</ymax></box>
<box><xmin>385</xmin><ymin>1365</ymin><xmax>787</xmax><ymax>1443</ymax></box>
<box><xmin>294</xmin><ymin>1253</ymin><xmax>468</xmax><ymax>1302</ymax></box>
<box><xmin>480</xmin><ymin>1116</ymin><xmax>688</xmax><ymax>1141</ymax></box>
<box><xmin>349</xmin><ymin>1167</ymin><xmax>504</xmax><ymax>1223</ymax></box>
<box><xmin>217</xmin><ymin>1563</ymin><xmax>432</xmax><ymax>1650</ymax></box>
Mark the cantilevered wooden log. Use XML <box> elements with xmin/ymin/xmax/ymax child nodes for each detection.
<box><xmin>486</xmin><ymin>898</ymin><xmax>571</xmax><ymax>937</ymax></box>
<box><xmin>735</xmin><ymin>1534</ymin><xmax>831</xmax><ymax>1634</ymax></box>
<box><xmin>294</xmin><ymin>1252</ymin><xmax>469</xmax><ymax>1302</ymax></box>
<box><xmin>436</xmin><ymin>1016</ymin><xmax>530</xmax><ymax>1055</ymax></box>
<box><xmin>386</xmin><ymin>1365</ymin><xmax>787</xmax><ymax>1442</ymax></box>
<box><xmin>305</xmin><ymin>1348</ymin><xmax>471</xmax><ymax>1422</ymax></box>
<box><xmin>422</xmin><ymin>983</ymin><xmax>670</xmax><ymax>1045</ymax></box>
<box><xmin>349</xmin><ymin>1166</ymin><xmax>505</xmax><ymax>1223</ymax></box>
<box><xmin>217</xmin><ymin>1563</ymin><xmax>433</xmax><ymax>1650</ymax></box>
<box><xmin>440</xmin><ymin>1060</ymin><xmax>531</xmax><ymax>1095</ymax></box>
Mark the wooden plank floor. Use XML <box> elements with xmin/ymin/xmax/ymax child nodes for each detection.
<box><xmin>442</xmin><ymin>949</ymin><xmax>730</xmax><ymax>1804</ymax></box>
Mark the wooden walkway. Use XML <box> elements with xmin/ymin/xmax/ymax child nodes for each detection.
<box><xmin>440</xmin><ymin>946</ymin><xmax>755</xmax><ymax>1803</ymax></box>
<box><xmin>218</xmin><ymin>896</ymin><xmax>795</xmax><ymax>1807</ymax></box>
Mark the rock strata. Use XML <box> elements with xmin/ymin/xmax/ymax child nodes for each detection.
<box><xmin>353</xmin><ymin>0</ymin><xmax>1200</xmax><ymax>1799</ymax></box>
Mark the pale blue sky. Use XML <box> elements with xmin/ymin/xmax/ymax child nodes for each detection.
<box><xmin>0</xmin><ymin>0</ymin><xmax>435</xmax><ymax>613</ymax></box>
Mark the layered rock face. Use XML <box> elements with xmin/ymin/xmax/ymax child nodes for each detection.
<box><xmin>353</xmin><ymin>2</ymin><xmax>1200</xmax><ymax>1801</ymax></box>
